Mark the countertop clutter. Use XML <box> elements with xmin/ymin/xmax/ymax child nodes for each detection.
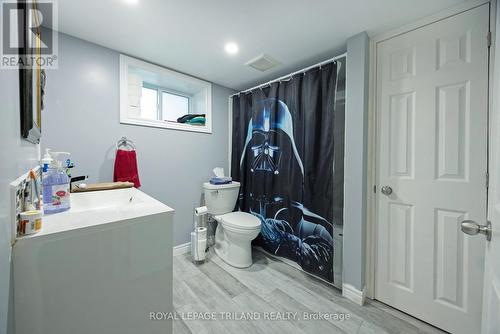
<box><xmin>70</xmin><ymin>181</ymin><xmax>134</xmax><ymax>193</ymax></box>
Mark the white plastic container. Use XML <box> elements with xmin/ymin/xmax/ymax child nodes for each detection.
<box><xmin>18</xmin><ymin>210</ymin><xmax>42</xmax><ymax>236</ymax></box>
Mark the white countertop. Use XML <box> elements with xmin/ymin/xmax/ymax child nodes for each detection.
<box><xmin>16</xmin><ymin>188</ymin><xmax>174</xmax><ymax>242</ymax></box>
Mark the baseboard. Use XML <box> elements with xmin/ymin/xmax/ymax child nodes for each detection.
<box><xmin>173</xmin><ymin>242</ymin><xmax>190</xmax><ymax>256</ymax></box>
<box><xmin>342</xmin><ymin>283</ymin><xmax>366</xmax><ymax>306</ymax></box>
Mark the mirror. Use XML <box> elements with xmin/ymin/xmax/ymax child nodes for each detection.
<box><xmin>19</xmin><ymin>1</ymin><xmax>46</xmax><ymax>144</ymax></box>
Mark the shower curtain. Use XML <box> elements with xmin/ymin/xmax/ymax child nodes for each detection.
<box><xmin>231</xmin><ymin>59</ymin><xmax>345</xmax><ymax>283</ymax></box>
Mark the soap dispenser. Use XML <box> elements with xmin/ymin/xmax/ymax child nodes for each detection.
<box><xmin>42</xmin><ymin>151</ymin><xmax>71</xmax><ymax>214</ymax></box>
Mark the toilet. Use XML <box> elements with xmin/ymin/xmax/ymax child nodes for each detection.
<box><xmin>203</xmin><ymin>181</ymin><xmax>261</xmax><ymax>268</ymax></box>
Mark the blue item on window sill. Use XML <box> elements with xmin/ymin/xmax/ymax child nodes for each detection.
<box><xmin>209</xmin><ymin>177</ymin><xmax>232</xmax><ymax>185</ymax></box>
<box><xmin>186</xmin><ymin>116</ymin><xmax>206</xmax><ymax>125</ymax></box>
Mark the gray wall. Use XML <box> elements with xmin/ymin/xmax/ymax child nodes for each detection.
<box><xmin>42</xmin><ymin>32</ymin><xmax>234</xmax><ymax>246</ymax></box>
<box><xmin>343</xmin><ymin>32</ymin><xmax>370</xmax><ymax>292</ymax></box>
<box><xmin>0</xmin><ymin>69</ymin><xmax>40</xmax><ymax>333</ymax></box>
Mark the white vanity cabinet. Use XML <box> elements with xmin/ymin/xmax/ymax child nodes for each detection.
<box><xmin>12</xmin><ymin>188</ymin><xmax>174</xmax><ymax>334</ymax></box>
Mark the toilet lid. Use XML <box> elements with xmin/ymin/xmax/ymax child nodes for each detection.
<box><xmin>218</xmin><ymin>212</ymin><xmax>261</xmax><ymax>230</ymax></box>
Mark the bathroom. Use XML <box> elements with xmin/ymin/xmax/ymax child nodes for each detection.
<box><xmin>1</xmin><ymin>0</ymin><xmax>500</xmax><ymax>333</ymax></box>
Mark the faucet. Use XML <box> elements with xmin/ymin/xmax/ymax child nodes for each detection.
<box><xmin>70</xmin><ymin>175</ymin><xmax>88</xmax><ymax>192</ymax></box>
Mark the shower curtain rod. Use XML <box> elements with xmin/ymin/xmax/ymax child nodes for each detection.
<box><xmin>230</xmin><ymin>52</ymin><xmax>347</xmax><ymax>97</ymax></box>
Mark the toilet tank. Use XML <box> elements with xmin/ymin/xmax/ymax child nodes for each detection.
<box><xmin>203</xmin><ymin>181</ymin><xmax>240</xmax><ymax>215</ymax></box>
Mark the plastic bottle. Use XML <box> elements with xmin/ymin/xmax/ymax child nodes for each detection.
<box><xmin>41</xmin><ymin>149</ymin><xmax>52</xmax><ymax>172</ymax></box>
<box><xmin>42</xmin><ymin>151</ymin><xmax>71</xmax><ymax>214</ymax></box>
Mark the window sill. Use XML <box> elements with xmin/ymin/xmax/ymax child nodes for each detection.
<box><xmin>120</xmin><ymin>117</ymin><xmax>212</xmax><ymax>134</ymax></box>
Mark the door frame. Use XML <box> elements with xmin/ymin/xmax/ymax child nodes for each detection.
<box><xmin>365</xmin><ymin>0</ymin><xmax>497</xmax><ymax>300</ymax></box>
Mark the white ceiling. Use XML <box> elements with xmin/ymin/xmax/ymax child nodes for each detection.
<box><xmin>54</xmin><ymin>0</ymin><xmax>465</xmax><ymax>90</ymax></box>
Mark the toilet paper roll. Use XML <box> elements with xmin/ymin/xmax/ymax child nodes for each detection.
<box><xmin>195</xmin><ymin>206</ymin><xmax>208</xmax><ymax>216</ymax></box>
<box><xmin>197</xmin><ymin>238</ymin><xmax>207</xmax><ymax>260</ymax></box>
<box><xmin>191</xmin><ymin>231</ymin><xmax>207</xmax><ymax>262</ymax></box>
<box><xmin>196</xmin><ymin>227</ymin><xmax>207</xmax><ymax>240</ymax></box>
<box><xmin>190</xmin><ymin>232</ymin><xmax>198</xmax><ymax>260</ymax></box>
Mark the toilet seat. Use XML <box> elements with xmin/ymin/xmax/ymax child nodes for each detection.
<box><xmin>216</xmin><ymin>212</ymin><xmax>261</xmax><ymax>230</ymax></box>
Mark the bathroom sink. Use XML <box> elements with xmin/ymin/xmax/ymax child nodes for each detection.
<box><xmin>71</xmin><ymin>187</ymin><xmax>146</xmax><ymax>212</ymax></box>
<box><xmin>13</xmin><ymin>188</ymin><xmax>175</xmax><ymax>334</ymax></box>
<box><xmin>16</xmin><ymin>187</ymin><xmax>173</xmax><ymax>240</ymax></box>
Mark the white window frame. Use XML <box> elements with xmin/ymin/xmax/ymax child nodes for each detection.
<box><xmin>119</xmin><ymin>54</ymin><xmax>212</xmax><ymax>134</ymax></box>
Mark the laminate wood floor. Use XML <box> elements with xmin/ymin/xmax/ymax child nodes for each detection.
<box><xmin>173</xmin><ymin>248</ymin><xmax>447</xmax><ymax>334</ymax></box>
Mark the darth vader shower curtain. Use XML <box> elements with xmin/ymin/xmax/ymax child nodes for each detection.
<box><xmin>231</xmin><ymin>59</ymin><xmax>345</xmax><ymax>283</ymax></box>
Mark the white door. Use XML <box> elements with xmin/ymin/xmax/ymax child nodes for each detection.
<box><xmin>375</xmin><ymin>4</ymin><xmax>489</xmax><ymax>334</ymax></box>
<box><xmin>481</xmin><ymin>4</ymin><xmax>500</xmax><ymax>332</ymax></box>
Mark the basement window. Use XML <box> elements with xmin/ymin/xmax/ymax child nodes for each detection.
<box><xmin>120</xmin><ymin>55</ymin><xmax>212</xmax><ymax>133</ymax></box>
<box><xmin>161</xmin><ymin>91</ymin><xmax>190</xmax><ymax>122</ymax></box>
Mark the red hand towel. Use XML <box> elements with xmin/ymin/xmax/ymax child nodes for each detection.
<box><xmin>113</xmin><ymin>149</ymin><xmax>141</xmax><ymax>188</ymax></box>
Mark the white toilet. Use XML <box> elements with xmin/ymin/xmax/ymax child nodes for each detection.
<box><xmin>203</xmin><ymin>181</ymin><xmax>261</xmax><ymax>268</ymax></box>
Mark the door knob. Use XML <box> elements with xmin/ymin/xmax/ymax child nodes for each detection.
<box><xmin>381</xmin><ymin>186</ymin><xmax>393</xmax><ymax>196</ymax></box>
<box><xmin>461</xmin><ymin>220</ymin><xmax>492</xmax><ymax>241</ymax></box>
